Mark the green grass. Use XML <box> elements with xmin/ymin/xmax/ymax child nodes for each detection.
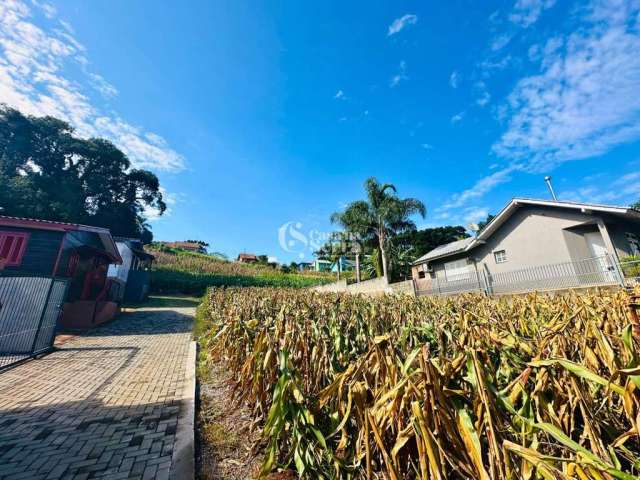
<box><xmin>148</xmin><ymin>245</ymin><xmax>334</xmax><ymax>294</ymax></box>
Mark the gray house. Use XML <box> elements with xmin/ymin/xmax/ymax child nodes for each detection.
<box><xmin>412</xmin><ymin>198</ymin><xmax>640</xmax><ymax>295</ymax></box>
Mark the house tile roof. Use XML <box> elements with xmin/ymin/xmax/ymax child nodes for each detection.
<box><xmin>413</xmin><ymin>237</ymin><xmax>474</xmax><ymax>264</ymax></box>
<box><xmin>161</xmin><ymin>241</ymin><xmax>205</xmax><ymax>251</ymax></box>
<box><xmin>237</xmin><ymin>253</ymin><xmax>258</xmax><ymax>261</ymax></box>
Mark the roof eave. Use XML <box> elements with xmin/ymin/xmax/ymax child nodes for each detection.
<box><xmin>412</xmin><ymin>246</ymin><xmax>474</xmax><ymax>265</ymax></box>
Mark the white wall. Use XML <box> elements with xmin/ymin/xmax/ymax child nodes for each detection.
<box><xmin>107</xmin><ymin>242</ymin><xmax>133</xmax><ymax>283</ymax></box>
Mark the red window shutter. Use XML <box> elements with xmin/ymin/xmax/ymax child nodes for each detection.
<box><xmin>0</xmin><ymin>231</ymin><xmax>30</xmax><ymax>267</ymax></box>
<box><xmin>11</xmin><ymin>236</ymin><xmax>25</xmax><ymax>263</ymax></box>
<box><xmin>0</xmin><ymin>236</ymin><xmax>12</xmax><ymax>259</ymax></box>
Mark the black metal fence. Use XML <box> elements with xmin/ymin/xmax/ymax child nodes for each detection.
<box><xmin>0</xmin><ymin>273</ymin><xmax>69</xmax><ymax>370</ymax></box>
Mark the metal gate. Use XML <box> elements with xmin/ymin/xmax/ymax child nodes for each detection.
<box><xmin>0</xmin><ymin>273</ymin><xmax>69</xmax><ymax>370</ymax></box>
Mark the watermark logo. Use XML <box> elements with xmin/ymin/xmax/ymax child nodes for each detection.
<box><xmin>278</xmin><ymin>221</ymin><xmax>310</xmax><ymax>259</ymax></box>
<box><xmin>278</xmin><ymin>221</ymin><xmax>362</xmax><ymax>260</ymax></box>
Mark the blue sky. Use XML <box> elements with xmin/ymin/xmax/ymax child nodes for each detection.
<box><xmin>1</xmin><ymin>0</ymin><xmax>639</xmax><ymax>262</ymax></box>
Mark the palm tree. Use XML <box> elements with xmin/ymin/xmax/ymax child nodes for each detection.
<box><xmin>331</xmin><ymin>177</ymin><xmax>426</xmax><ymax>280</ymax></box>
<box><xmin>315</xmin><ymin>234</ymin><xmax>345</xmax><ymax>280</ymax></box>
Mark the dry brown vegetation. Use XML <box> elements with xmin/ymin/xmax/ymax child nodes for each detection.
<box><xmin>197</xmin><ymin>287</ymin><xmax>640</xmax><ymax>479</ymax></box>
<box><xmin>196</xmin><ymin>361</ymin><xmax>262</xmax><ymax>480</ymax></box>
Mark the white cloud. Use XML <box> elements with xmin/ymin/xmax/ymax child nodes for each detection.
<box><xmin>0</xmin><ymin>0</ymin><xmax>184</xmax><ymax>172</ymax></box>
<box><xmin>88</xmin><ymin>72</ymin><xmax>117</xmax><ymax>99</ymax></box>
<box><xmin>476</xmin><ymin>91</ymin><xmax>491</xmax><ymax>107</ymax></box>
<box><xmin>493</xmin><ymin>0</ymin><xmax>640</xmax><ymax>173</ymax></box>
<box><xmin>478</xmin><ymin>55</ymin><xmax>514</xmax><ymax>75</ymax></box>
<box><xmin>491</xmin><ymin>33</ymin><xmax>513</xmax><ymax>51</ymax></box>
<box><xmin>31</xmin><ymin>0</ymin><xmax>55</xmax><ymax>19</ymax></box>
<box><xmin>390</xmin><ymin>60</ymin><xmax>408</xmax><ymax>88</ymax></box>
<box><xmin>450</xmin><ymin>111</ymin><xmax>465</xmax><ymax>124</ymax></box>
<box><xmin>334</xmin><ymin>89</ymin><xmax>345</xmax><ymax>100</ymax></box>
<box><xmin>145</xmin><ymin>188</ymin><xmax>184</xmax><ymax>222</ymax></box>
<box><xmin>475</xmin><ymin>81</ymin><xmax>491</xmax><ymax>106</ymax></box>
<box><xmin>387</xmin><ymin>14</ymin><xmax>418</xmax><ymax>36</ymax></box>
<box><xmin>560</xmin><ymin>171</ymin><xmax>640</xmax><ymax>206</ymax></box>
<box><xmin>509</xmin><ymin>0</ymin><xmax>556</xmax><ymax>27</ymax></box>
<box><xmin>421</xmin><ymin>143</ymin><xmax>433</xmax><ymax>150</ymax></box>
<box><xmin>463</xmin><ymin>206</ymin><xmax>490</xmax><ymax>225</ymax></box>
<box><xmin>436</xmin><ymin>0</ymin><xmax>640</xmax><ymax>218</ymax></box>
<box><xmin>441</xmin><ymin>166</ymin><xmax>517</xmax><ymax>210</ymax></box>
<box><xmin>449</xmin><ymin>71</ymin><xmax>461</xmax><ymax>88</ymax></box>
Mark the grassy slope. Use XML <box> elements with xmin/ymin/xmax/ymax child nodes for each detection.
<box><xmin>147</xmin><ymin>245</ymin><xmax>335</xmax><ymax>294</ymax></box>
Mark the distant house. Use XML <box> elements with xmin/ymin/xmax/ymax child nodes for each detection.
<box><xmin>331</xmin><ymin>256</ymin><xmax>355</xmax><ymax>273</ymax></box>
<box><xmin>311</xmin><ymin>257</ymin><xmax>354</xmax><ymax>273</ymax></box>
<box><xmin>0</xmin><ymin>215</ymin><xmax>122</xmax><ymax>333</ymax></box>
<box><xmin>297</xmin><ymin>262</ymin><xmax>313</xmax><ymax>272</ymax></box>
<box><xmin>107</xmin><ymin>237</ymin><xmax>154</xmax><ymax>303</ymax></box>
<box><xmin>160</xmin><ymin>241</ymin><xmax>207</xmax><ymax>253</ymax></box>
<box><xmin>412</xmin><ymin>198</ymin><xmax>640</xmax><ymax>294</ymax></box>
<box><xmin>237</xmin><ymin>253</ymin><xmax>258</xmax><ymax>263</ymax></box>
<box><xmin>311</xmin><ymin>259</ymin><xmax>333</xmax><ymax>272</ymax></box>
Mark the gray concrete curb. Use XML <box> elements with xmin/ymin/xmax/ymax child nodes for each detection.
<box><xmin>170</xmin><ymin>340</ymin><xmax>197</xmax><ymax>480</ymax></box>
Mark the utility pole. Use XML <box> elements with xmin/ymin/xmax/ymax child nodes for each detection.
<box><xmin>353</xmin><ymin>241</ymin><xmax>362</xmax><ymax>283</ymax></box>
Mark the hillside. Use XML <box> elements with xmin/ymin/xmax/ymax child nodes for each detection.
<box><xmin>147</xmin><ymin>245</ymin><xmax>335</xmax><ymax>294</ymax></box>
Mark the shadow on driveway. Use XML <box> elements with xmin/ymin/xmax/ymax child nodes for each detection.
<box><xmin>0</xmin><ymin>304</ymin><xmax>195</xmax><ymax>479</ymax></box>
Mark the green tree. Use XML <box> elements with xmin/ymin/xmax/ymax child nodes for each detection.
<box><xmin>396</xmin><ymin>225</ymin><xmax>469</xmax><ymax>260</ymax></box>
<box><xmin>315</xmin><ymin>233</ymin><xmax>348</xmax><ymax>280</ymax></box>
<box><xmin>331</xmin><ymin>177</ymin><xmax>426</xmax><ymax>279</ymax></box>
<box><xmin>477</xmin><ymin>214</ymin><xmax>495</xmax><ymax>231</ymax></box>
<box><xmin>632</xmin><ymin>200</ymin><xmax>640</xmax><ymax>210</ymax></box>
<box><xmin>0</xmin><ymin>106</ymin><xmax>165</xmax><ymax>241</ymax></box>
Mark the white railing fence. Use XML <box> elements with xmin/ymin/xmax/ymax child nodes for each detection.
<box><xmin>416</xmin><ymin>255</ymin><xmax>627</xmax><ymax>297</ymax></box>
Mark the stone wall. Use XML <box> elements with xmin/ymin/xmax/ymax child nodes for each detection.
<box><xmin>312</xmin><ymin>279</ymin><xmax>348</xmax><ymax>293</ymax></box>
<box><xmin>311</xmin><ymin>277</ymin><xmax>416</xmax><ymax>296</ymax></box>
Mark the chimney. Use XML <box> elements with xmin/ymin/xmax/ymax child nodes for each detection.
<box><xmin>544</xmin><ymin>176</ymin><xmax>558</xmax><ymax>201</ymax></box>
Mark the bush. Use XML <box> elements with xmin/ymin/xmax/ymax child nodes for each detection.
<box><xmin>620</xmin><ymin>255</ymin><xmax>640</xmax><ymax>278</ymax></box>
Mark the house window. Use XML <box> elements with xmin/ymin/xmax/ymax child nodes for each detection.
<box><xmin>494</xmin><ymin>250</ymin><xmax>507</xmax><ymax>264</ymax></box>
<box><xmin>444</xmin><ymin>259</ymin><xmax>470</xmax><ymax>280</ymax></box>
<box><xmin>626</xmin><ymin>232</ymin><xmax>640</xmax><ymax>256</ymax></box>
<box><xmin>0</xmin><ymin>231</ymin><xmax>29</xmax><ymax>267</ymax></box>
<box><xmin>418</xmin><ymin>271</ymin><xmax>426</xmax><ymax>279</ymax></box>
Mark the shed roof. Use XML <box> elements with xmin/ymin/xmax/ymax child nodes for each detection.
<box><xmin>413</xmin><ymin>197</ymin><xmax>640</xmax><ymax>266</ymax></box>
<box><xmin>113</xmin><ymin>238</ymin><xmax>155</xmax><ymax>261</ymax></box>
<box><xmin>0</xmin><ymin>215</ymin><xmax>111</xmax><ymax>234</ymax></box>
<box><xmin>0</xmin><ymin>215</ymin><xmax>122</xmax><ymax>264</ymax></box>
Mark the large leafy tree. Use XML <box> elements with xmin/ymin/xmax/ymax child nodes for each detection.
<box><xmin>0</xmin><ymin>106</ymin><xmax>165</xmax><ymax>242</ymax></box>
<box><xmin>477</xmin><ymin>213</ymin><xmax>495</xmax><ymax>231</ymax></box>
<box><xmin>331</xmin><ymin>177</ymin><xmax>426</xmax><ymax>279</ymax></box>
<box><xmin>396</xmin><ymin>225</ymin><xmax>469</xmax><ymax>258</ymax></box>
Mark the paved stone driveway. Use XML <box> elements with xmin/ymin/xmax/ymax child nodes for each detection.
<box><xmin>0</xmin><ymin>305</ymin><xmax>194</xmax><ymax>480</ymax></box>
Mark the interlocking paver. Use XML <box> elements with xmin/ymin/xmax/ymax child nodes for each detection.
<box><xmin>0</xmin><ymin>305</ymin><xmax>194</xmax><ymax>480</ymax></box>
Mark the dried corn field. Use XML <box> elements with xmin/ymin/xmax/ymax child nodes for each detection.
<box><xmin>197</xmin><ymin>287</ymin><xmax>640</xmax><ymax>479</ymax></box>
